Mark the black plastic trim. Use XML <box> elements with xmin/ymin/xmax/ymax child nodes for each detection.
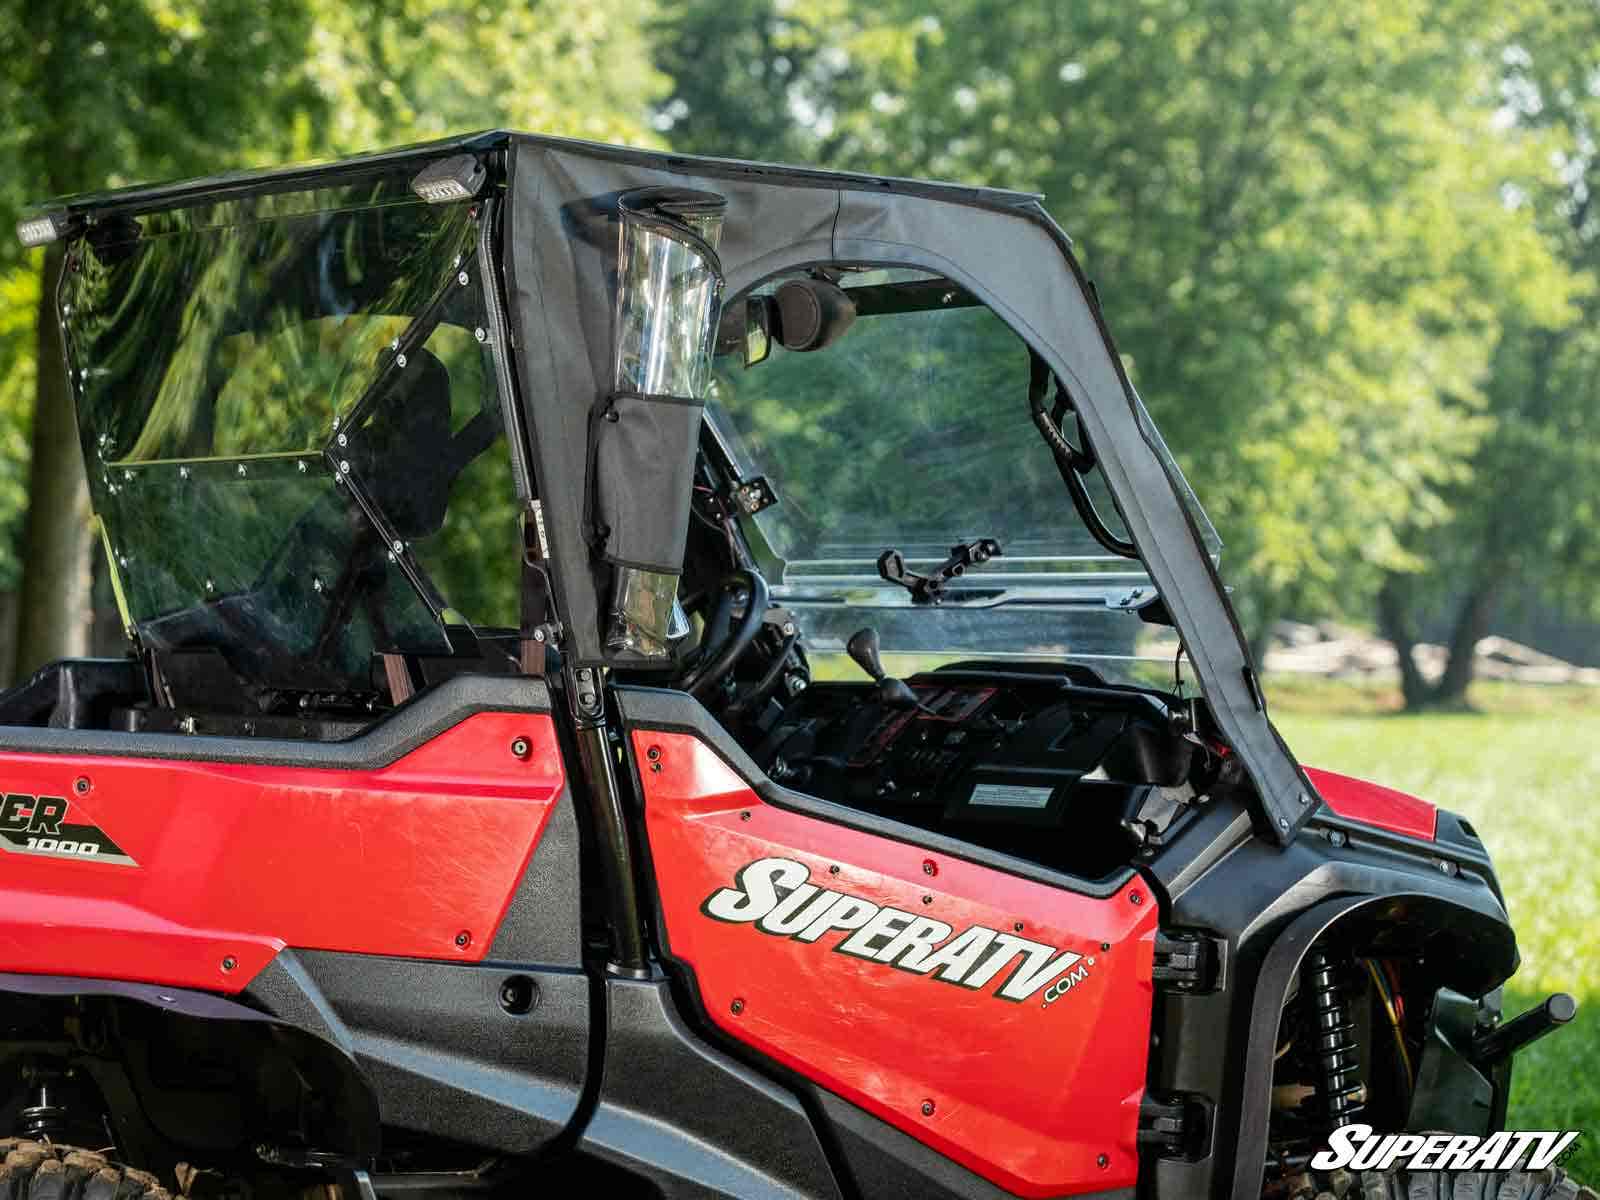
<box><xmin>487</xmin><ymin>783</ymin><xmax>583</xmax><ymax>965</ymax></box>
<box><xmin>614</xmin><ymin>684</ymin><xmax>1134</xmax><ymax>899</ymax></box>
<box><xmin>579</xmin><ymin>976</ymin><xmax>843</xmax><ymax>1200</ymax></box>
<box><xmin>0</xmin><ymin>674</ymin><xmax>550</xmax><ymax>767</ymax></box>
<box><xmin>246</xmin><ymin>948</ymin><xmax>588</xmax><ymax>1157</ymax></box>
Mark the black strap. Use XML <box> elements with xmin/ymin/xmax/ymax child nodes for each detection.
<box><xmin>519</xmin><ymin>501</ymin><xmax>554</xmax><ymax>676</ymax></box>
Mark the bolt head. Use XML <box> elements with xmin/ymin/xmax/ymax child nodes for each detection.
<box><xmin>474</xmin><ymin>327</ymin><xmax>487</xmax><ymax>342</ymax></box>
<box><xmin>922</xmin><ymin>858</ymin><xmax>938</xmax><ymax>876</ymax></box>
<box><xmin>921</xmin><ymin>1100</ymin><xmax>935</xmax><ymax>1116</ymax></box>
<box><xmin>454</xmin><ymin>930</ymin><xmax>472</xmax><ymax>949</ymax></box>
<box><xmin>221</xmin><ymin>955</ymin><xmax>237</xmax><ymax>972</ymax></box>
<box><xmin>511</xmin><ymin>737</ymin><xmax>531</xmax><ymax>759</ymax></box>
<box><xmin>1129</xmin><ymin>890</ymin><xmax>1144</xmax><ymax>905</ymax></box>
<box><xmin>1096</xmin><ymin>1154</ymin><xmax>1109</xmax><ymax>1169</ymax></box>
<box><xmin>396</xmin><ymin>353</ymin><xmax>407</xmax><ymax>368</ymax></box>
<box><xmin>740</xmin><ymin>810</ymin><xmax>751</xmax><ymax>821</ymax></box>
<box><xmin>458</xmin><ymin>271</ymin><xmax>470</xmax><ymax>286</ymax></box>
<box><xmin>74</xmin><ymin>777</ymin><xmax>90</xmax><ymax>794</ymax></box>
<box><xmin>236</xmin><ymin>463</ymin><xmax>247</xmax><ymax>477</ymax></box>
<box><xmin>337</xmin><ymin>432</ymin><xmax>347</xmax><ymax>447</ymax></box>
<box><xmin>730</xmin><ymin>997</ymin><xmax>745</xmax><ymax>1015</ymax></box>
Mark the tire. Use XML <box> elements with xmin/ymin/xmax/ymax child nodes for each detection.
<box><xmin>0</xmin><ymin>1142</ymin><xmax>172</xmax><ymax>1200</ymax></box>
<box><xmin>1313</xmin><ymin>1166</ymin><xmax>1597</xmax><ymax>1199</ymax></box>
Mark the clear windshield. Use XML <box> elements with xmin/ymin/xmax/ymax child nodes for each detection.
<box><xmin>706</xmin><ymin>267</ymin><xmax>1220</xmax><ymax>686</ymax></box>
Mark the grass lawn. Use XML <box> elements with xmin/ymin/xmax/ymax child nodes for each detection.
<box><xmin>1273</xmin><ymin>678</ymin><xmax>1600</xmax><ymax>1180</ymax></box>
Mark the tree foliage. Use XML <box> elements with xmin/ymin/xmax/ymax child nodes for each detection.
<box><xmin>656</xmin><ymin>0</ymin><xmax>1584</xmax><ymax>670</ymax></box>
<box><xmin>1378</xmin><ymin>3</ymin><xmax>1600</xmax><ymax>705</ymax></box>
<box><xmin>0</xmin><ymin>0</ymin><xmax>1594</xmax><ymax>699</ymax></box>
<box><xmin>0</xmin><ymin>0</ymin><xmax>666</xmax><ymax>679</ymax></box>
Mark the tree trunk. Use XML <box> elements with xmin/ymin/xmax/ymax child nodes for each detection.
<box><xmin>1431</xmin><ymin>578</ymin><xmax>1499</xmax><ymax>708</ymax></box>
<box><xmin>1377</xmin><ymin>574</ymin><xmax>1431</xmax><ymax>711</ymax></box>
<box><xmin>13</xmin><ymin>249</ymin><xmax>94</xmax><ymax>678</ymax></box>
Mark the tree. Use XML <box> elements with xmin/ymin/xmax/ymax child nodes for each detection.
<box><xmin>0</xmin><ymin>0</ymin><xmax>668</xmax><ymax>684</ymax></box>
<box><xmin>654</xmin><ymin>0</ymin><xmax>1574</xmax><ymax>660</ymax></box>
<box><xmin>0</xmin><ymin>1</ymin><xmax>324</xmax><ymax>677</ymax></box>
<box><xmin>1378</xmin><ymin>6</ymin><xmax>1600</xmax><ymax>707</ymax></box>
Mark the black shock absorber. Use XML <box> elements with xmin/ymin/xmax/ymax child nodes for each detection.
<box><xmin>19</xmin><ymin>1066</ymin><xmax>71</xmax><ymax>1139</ymax></box>
<box><xmin>1304</xmin><ymin>951</ymin><xmax>1365</xmax><ymax>1127</ymax></box>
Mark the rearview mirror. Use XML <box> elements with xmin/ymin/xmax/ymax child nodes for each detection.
<box><xmin>715</xmin><ymin>297</ymin><xmax>772</xmax><ymax>369</ymax></box>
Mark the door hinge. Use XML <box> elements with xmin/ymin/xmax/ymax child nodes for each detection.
<box><xmin>1152</xmin><ymin>931</ymin><xmax>1220</xmax><ymax>992</ymax></box>
<box><xmin>1137</xmin><ymin>1092</ymin><xmax>1207</xmax><ymax>1157</ymax></box>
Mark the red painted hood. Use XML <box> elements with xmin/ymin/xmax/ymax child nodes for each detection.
<box><xmin>1304</xmin><ymin>766</ymin><xmax>1437</xmax><ymax>841</ymax></box>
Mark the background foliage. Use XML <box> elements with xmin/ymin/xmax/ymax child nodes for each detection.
<box><xmin>5</xmin><ymin>0</ymin><xmax>1590</xmax><ymax>701</ymax></box>
<box><xmin>0</xmin><ymin>0</ymin><xmax>1597</xmax><ymax>1168</ymax></box>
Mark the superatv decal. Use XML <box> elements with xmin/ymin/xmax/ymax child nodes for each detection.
<box><xmin>1311</xmin><ymin>1125</ymin><xmax>1581</xmax><ymax>1173</ymax></box>
<box><xmin>702</xmin><ymin>857</ymin><xmax>1094</xmax><ymax>1005</ymax></box>
<box><xmin>0</xmin><ymin>792</ymin><xmax>137</xmax><ymax>866</ymax></box>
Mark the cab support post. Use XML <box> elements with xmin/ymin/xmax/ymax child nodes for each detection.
<box><xmin>565</xmin><ymin>664</ymin><xmax>649</xmax><ymax>975</ymax></box>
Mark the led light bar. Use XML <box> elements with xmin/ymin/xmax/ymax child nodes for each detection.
<box><xmin>410</xmin><ymin>155</ymin><xmax>487</xmax><ymax>204</ymax></box>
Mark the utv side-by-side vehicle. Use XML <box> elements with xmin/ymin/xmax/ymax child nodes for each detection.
<box><xmin>1</xmin><ymin>131</ymin><xmax>1588</xmax><ymax>1200</ymax></box>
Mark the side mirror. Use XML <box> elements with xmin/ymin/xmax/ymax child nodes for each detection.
<box><xmin>715</xmin><ymin>297</ymin><xmax>772</xmax><ymax>369</ymax></box>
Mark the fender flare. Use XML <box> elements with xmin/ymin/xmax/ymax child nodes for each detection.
<box><xmin>1228</xmin><ymin>891</ymin><xmax>1517</xmax><ymax>1198</ymax></box>
<box><xmin>0</xmin><ymin>972</ymin><xmax>380</xmax><ymax>1156</ymax></box>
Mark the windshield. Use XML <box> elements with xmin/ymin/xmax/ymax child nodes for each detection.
<box><xmin>706</xmin><ymin>267</ymin><xmax>1220</xmax><ymax>686</ymax></box>
<box><xmin>62</xmin><ymin>174</ymin><xmax>520</xmax><ymax>692</ymax></box>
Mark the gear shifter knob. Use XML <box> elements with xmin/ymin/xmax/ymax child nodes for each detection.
<box><xmin>846</xmin><ymin>627</ymin><xmax>886</xmax><ymax>682</ymax></box>
<box><xmin>847</xmin><ymin>627</ymin><xmax>923</xmax><ymax>710</ymax></box>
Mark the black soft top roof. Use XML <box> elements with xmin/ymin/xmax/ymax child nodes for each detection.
<box><xmin>27</xmin><ymin>129</ymin><xmax>1044</xmax><ymax>223</ymax></box>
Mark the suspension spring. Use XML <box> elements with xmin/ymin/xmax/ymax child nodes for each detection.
<box><xmin>19</xmin><ymin>1071</ymin><xmax>70</xmax><ymax>1140</ymax></box>
<box><xmin>1304</xmin><ymin>950</ymin><xmax>1364</xmax><ymax>1127</ymax></box>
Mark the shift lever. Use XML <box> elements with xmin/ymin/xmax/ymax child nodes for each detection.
<box><xmin>846</xmin><ymin>628</ymin><xmax>924</xmax><ymax>710</ymax></box>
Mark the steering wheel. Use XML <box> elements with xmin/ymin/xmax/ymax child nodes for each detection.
<box><xmin>678</xmin><ymin>568</ymin><xmax>770</xmax><ymax>699</ymax></box>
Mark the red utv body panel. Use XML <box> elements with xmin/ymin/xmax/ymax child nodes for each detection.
<box><xmin>636</xmin><ymin>729</ymin><xmax>1158</xmax><ymax>1198</ymax></box>
<box><xmin>0</xmin><ymin>714</ymin><xmax>564</xmax><ymax>992</ymax></box>
<box><xmin>1305</xmin><ymin>766</ymin><xmax>1437</xmax><ymax>841</ymax></box>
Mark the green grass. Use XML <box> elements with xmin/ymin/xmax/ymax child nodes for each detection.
<box><xmin>1274</xmin><ymin>680</ymin><xmax>1600</xmax><ymax>1180</ymax></box>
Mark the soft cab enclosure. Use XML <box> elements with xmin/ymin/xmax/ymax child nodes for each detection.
<box><xmin>2</xmin><ymin>131</ymin><xmax>1528</xmax><ymax>1200</ymax></box>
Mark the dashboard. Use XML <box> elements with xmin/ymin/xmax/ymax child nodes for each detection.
<box><xmin>748</xmin><ymin>667</ymin><xmax>1197</xmax><ymax>879</ymax></box>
